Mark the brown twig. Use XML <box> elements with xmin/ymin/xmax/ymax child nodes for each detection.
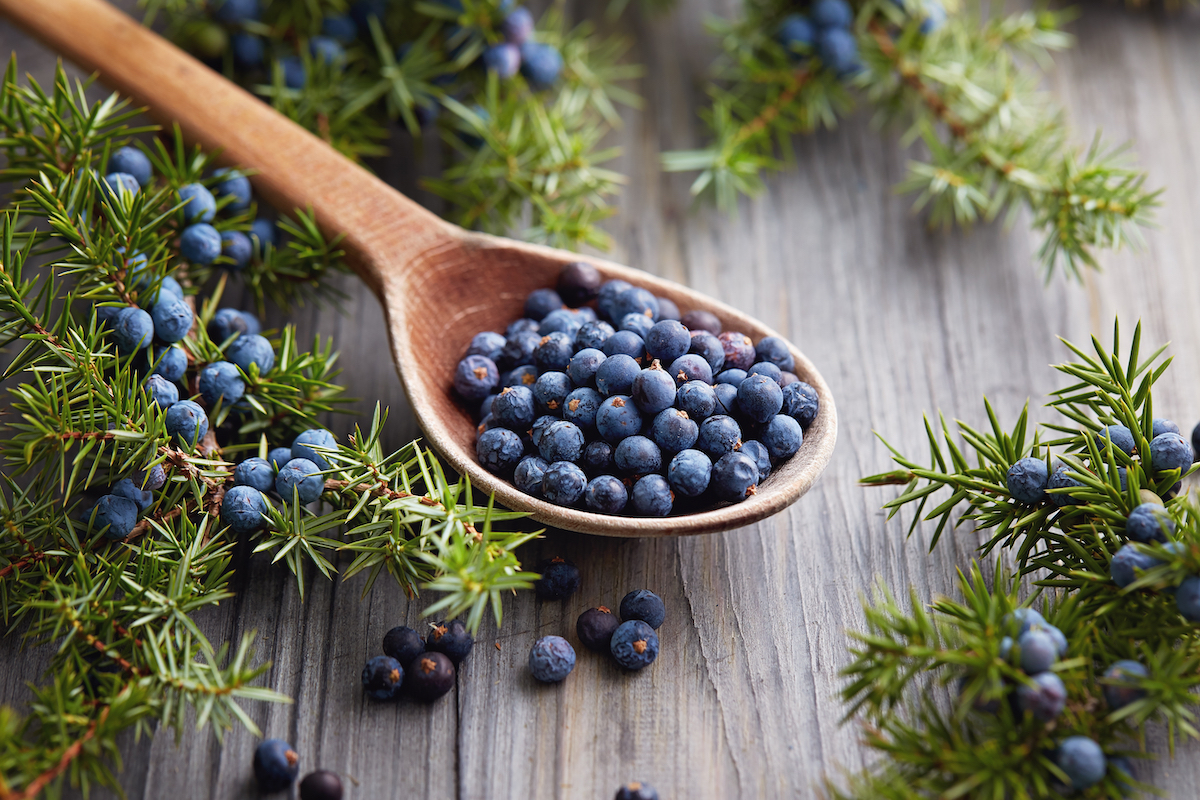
<box><xmin>730</xmin><ymin>68</ymin><xmax>813</xmax><ymax>150</ymax></box>
<box><xmin>0</xmin><ymin>708</ymin><xmax>109</xmax><ymax>800</ymax></box>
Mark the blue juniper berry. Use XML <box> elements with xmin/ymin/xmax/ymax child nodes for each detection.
<box><xmin>361</xmin><ymin>655</ymin><xmax>404</xmax><ymax>701</ymax></box>
<box><xmin>111</xmin><ymin>478</ymin><xmax>154</xmax><ymax>512</ymax></box>
<box><xmin>600</xmin><ymin>330</ymin><xmax>647</xmax><ymax>365</ymax></box>
<box><xmin>234</xmin><ymin>457</ymin><xmax>276</xmax><ymax>492</ymax></box>
<box><xmin>529</xmin><ymin>635</ymin><xmax>576</xmax><ymax>683</ymax></box>
<box><xmin>541</xmin><ymin>461</ymin><xmax>588</xmax><ymax>506</ymax></box>
<box><xmin>382</xmin><ymin>626</ymin><xmax>425</xmax><ymax>667</ymax></box>
<box><xmin>1006</xmin><ymin>457</ymin><xmax>1049</xmax><ymax>504</ymax></box>
<box><xmin>253</xmin><ymin>739</ymin><xmax>299</xmax><ymax>793</ymax></box>
<box><xmin>631</xmin><ymin>474</ymin><xmax>672</xmax><ymax>516</ymax></box>
<box><xmin>711</xmin><ymin>451</ymin><xmax>759</xmax><ymax>502</ymax></box>
<box><xmin>425</xmin><ymin>620</ymin><xmax>474</xmax><ymax>665</ymax></box>
<box><xmin>178</xmin><ymin>183</ymin><xmax>216</xmax><ymax>223</ymax></box>
<box><xmin>276</xmin><ymin>458</ymin><xmax>325</xmax><ymax>504</ymax></box>
<box><xmin>534</xmin><ymin>332</ymin><xmax>574</xmax><ymax>373</ymax></box>
<box><xmin>596</xmin><ymin>396</ymin><xmax>644</xmax><ymax>443</ymax></box>
<box><xmin>535</xmin><ymin>557</ymin><xmax>581</xmax><ymax>600</ymax></box>
<box><xmin>620</xmin><ymin>589</ymin><xmax>665</xmax><ymax>629</ymax></box>
<box><xmin>575</xmin><ymin>320</ymin><xmax>615</xmax><ymax>351</ymax></box>
<box><xmin>199</xmin><ymin>361</ymin><xmax>246</xmax><ymax>407</ymax></box>
<box><xmin>454</xmin><ymin>355</ymin><xmax>500</xmax><ymax>400</ymax></box>
<box><xmin>164</xmin><ymin>399</ymin><xmax>209</xmax><ymax>446</ymax></box>
<box><xmin>476</xmin><ymin>428</ymin><xmax>526</xmax><ymax>476</ymax></box>
<box><xmin>667</xmin><ymin>449</ymin><xmax>712</xmax><ymax>497</ymax></box>
<box><xmin>610</xmin><ymin>619</ymin><xmax>659</xmax><ymax>670</ymax></box>
<box><xmin>596</xmin><ymin>353</ymin><xmax>641</xmax><ymax>397</ymax></box>
<box><xmin>180</xmin><ymin>223</ymin><xmax>222</xmax><ymax>264</ymax></box>
<box><xmin>514</xmin><ymin>455</ymin><xmax>550</xmax><ymax>497</ymax></box>
<box><xmin>585</xmin><ymin>475</ymin><xmax>627</xmax><ymax>513</ymax></box>
<box><xmin>221</xmin><ymin>485</ymin><xmax>268</xmax><ymax>534</ymax></box>
<box><xmin>563</xmin><ymin>387</ymin><xmax>602</xmax><ymax>432</ymax></box>
<box><xmin>668</xmin><ymin>354</ymin><xmax>713</xmax><ymax>386</ymax></box>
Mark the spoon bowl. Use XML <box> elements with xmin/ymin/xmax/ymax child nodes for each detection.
<box><xmin>2</xmin><ymin>0</ymin><xmax>838</xmax><ymax>536</ymax></box>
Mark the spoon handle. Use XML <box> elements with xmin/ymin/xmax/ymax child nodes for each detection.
<box><xmin>0</xmin><ymin>0</ymin><xmax>453</xmax><ymax>299</ymax></box>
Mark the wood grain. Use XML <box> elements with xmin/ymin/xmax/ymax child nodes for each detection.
<box><xmin>3</xmin><ymin>2</ymin><xmax>1200</xmax><ymax>798</ymax></box>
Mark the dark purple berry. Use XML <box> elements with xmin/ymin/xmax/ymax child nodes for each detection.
<box><xmin>426</xmin><ymin>620</ymin><xmax>474</xmax><ymax>665</ymax></box>
<box><xmin>361</xmin><ymin>655</ymin><xmax>403</xmax><ymax>701</ymax></box>
<box><xmin>382</xmin><ymin>626</ymin><xmax>425</xmax><ymax>667</ymax></box>
<box><xmin>717</xmin><ymin>331</ymin><xmax>755</xmax><ymax>371</ymax></box>
<box><xmin>557</xmin><ymin>261</ymin><xmax>602</xmax><ymax>306</ymax></box>
<box><xmin>535</xmin><ymin>557</ymin><xmax>581</xmax><ymax>600</ymax></box>
<box><xmin>253</xmin><ymin>739</ymin><xmax>300</xmax><ymax>793</ymax></box>
<box><xmin>577</xmin><ymin>606</ymin><xmax>620</xmax><ymax>652</ymax></box>
<box><xmin>406</xmin><ymin>652</ymin><xmax>455</xmax><ymax>701</ymax></box>
<box><xmin>299</xmin><ymin>770</ymin><xmax>344</xmax><ymax>800</ymax></box>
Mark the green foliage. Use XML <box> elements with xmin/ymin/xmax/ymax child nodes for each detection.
<box><xmin>0</xmin><ymin>61</ymin><xmax>538</xmax><ymax>797</ymax></box>
<box><xmin>852</xmin><ymin>320</ymin><xmax>1200</xmax><ymax>797</ymax></box>
<box><xmin>662</xmin><ymin>1</ymin><xmax>1160</xmax><ymax>278</ymax></box>
<box><xmin>139</xmin><ymin>0</ymin><xmax>643</xmax><ymax>251</ymax></box>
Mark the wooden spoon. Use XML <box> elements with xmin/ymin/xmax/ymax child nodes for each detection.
<box><xmin>1</xmin><ymin>0</ymin><xmax>838</xmax><ymax>536</ymax></box>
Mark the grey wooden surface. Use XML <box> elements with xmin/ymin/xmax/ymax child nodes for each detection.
<box><xmin>3</xmin><ymin>4</ymin><xmax>1200</xmax><ymax>798</ymax></box>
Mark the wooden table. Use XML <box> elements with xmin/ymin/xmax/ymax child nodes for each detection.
<box><xmin>3</xmin><ymin>4</ymin><xmax>1200</xmax><ymax>798</ymax></box>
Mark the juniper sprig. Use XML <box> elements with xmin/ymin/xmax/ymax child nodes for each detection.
<box><xmin>851</xmin><ymin>320</ymin><xmax>1200</xmax><ymax>797</ymax></box>
<box><xmin>0</xmin><ymin>60</ymin><xmax>538</xmax><ymax>798</ymax></box>
<box><xmin>139</xmin><ymin>0</ymin><xmax>643</xmax><ymax>250</ymax></box>
<box><xmin>662</xmin><ymin>1</ymin><xmax>1160</xmax><ymax>278</ymax></box>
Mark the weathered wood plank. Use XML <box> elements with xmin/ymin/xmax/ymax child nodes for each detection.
<box><xmin>3</xmin><ymin>3</ymin><xmax>1200</xmax><ymax>798</ymax></box>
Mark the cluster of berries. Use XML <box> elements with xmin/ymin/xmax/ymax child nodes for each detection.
<box><xmin>455</xmin><ymin>263</ymin><xmax>819</xmax><ymax>517</ymax></box>
<box><xmin>1003</xmin><ymin>418</ymin><xmax>1200</xmax><ymax>615</ymax></box>
<box><xmin>525</xmin><ymin>557</ymin><xmax>664</xmax><ymax>680</ymax></box>
<box><xmin>969</xmin><ymin>609</ymin><xmax>1138</xmax><ymax>792</ymax></box>
<box><xmin>253</xmin><ymin>739</ymin><xmax>344</xmax><ymax>799</ymax></box>
<box><xmin>361</xmin><ymin>620</ymin><xmax>474</xmax><ymax>703</ymax></box>
<box><xmin>480</xmin><ymin>4</ymin><xmax>563</xmax><ymax>89</ymax></box>
<box><xmin>192</xmin><ymin>0</ymin><xmax>561</xmax><ymax>100</ymax></box>
<box><xmin>1005</xmin><ymin>420</ymin><xmax>1193</xmax><ymax>510</ymax></box>
<box><xmin>180</xmin><ymin>0</ymin><xmax>348</xmax><ymax>88</ymax></box>
<box><xmin>105</xmin><ymin>144</ymin><xmax>276</xmax><ymax>271</ymax></box>
<box><xmin>219</xmin><ymin>427</ymin><xmax>338</xmax><ymax>535</ymax></box>
<box><xmin>776</xmin><ymin>0</ymin><xmax>945</xmax><ymax>76</ymax></box>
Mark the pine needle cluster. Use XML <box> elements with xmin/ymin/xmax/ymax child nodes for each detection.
<box><xmin>0</xmin><ymin>61</ymin><xmax>538</xmax><ymax>798</ymax></box>
<box><xmin>852</xmin><ymin>321</ymin><xmax>1200</xmax><ymax>798</ymax></box>
<box><xmin>662</xmin><ymin>1</ymin><xmax>1161</xmax><ymax>278</ymax></box>
<box><xmin>138</xmin><ymin>0</ymin><xmax>643</xmax><ymax>251</ymax></box>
